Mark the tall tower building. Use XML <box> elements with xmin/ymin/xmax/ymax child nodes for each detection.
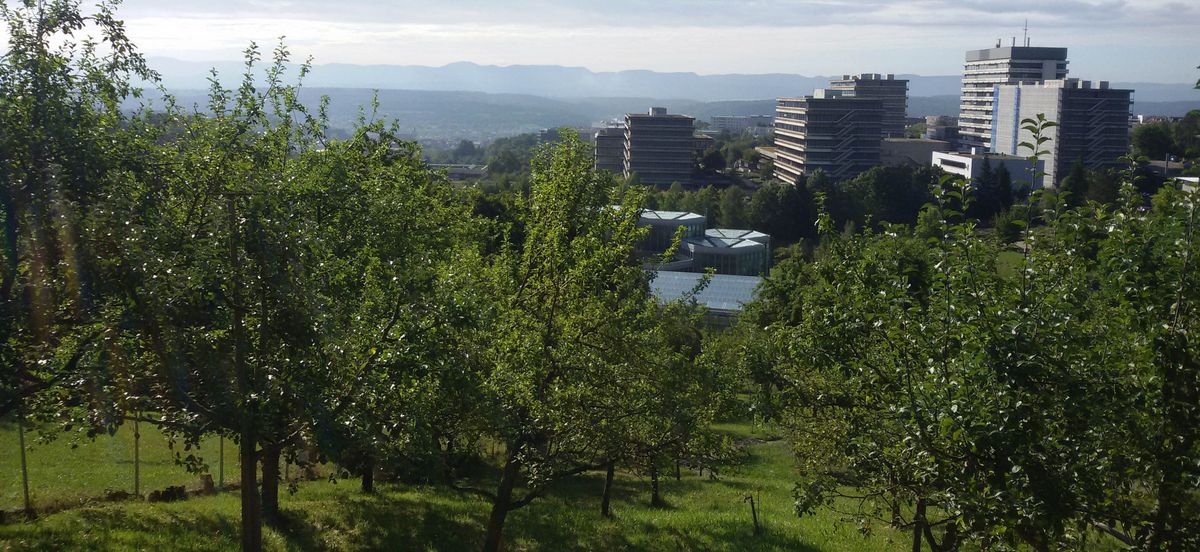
<box><xmin>959</xmin><ymin>45</ymin><xmax>1068</xmax><ymax>151</ymax></box>
<box><xmin>624</xmin><ymin>107</ymin><xmax>697</xmax><ymax>187</ymax></box>
<box><xmin>829</xmin><ymin>73</ymin><xmax>909</xmax><ymax>138</ymax></box>
<box><xmin>594</xmin><ymin>126</ymin><xmax>625</xmax><ymax>174</ymax></box>
<box><xmin>773</xmin><ymin>91</ymin><xmax>884</xmax><ymax>185</ymax></box>
<box><xmin>992</xmin><ymin>79</ymin><xmax>1132</xmax><ymax>188</ymax></box>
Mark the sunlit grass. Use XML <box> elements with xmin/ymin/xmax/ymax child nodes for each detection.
<box><xmin>0</xmin><ymin>420</ymin><xmax>239</xmax><ymax>512</ymax></box>
<box><xmin>1</xmin><ymin>422</ymin><xmax>909</xmax><ymax>551</ymax></box>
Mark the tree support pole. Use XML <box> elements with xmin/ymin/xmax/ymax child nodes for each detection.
<box><xmin>18</xmin><ymin>408</ymin><xmax>32</xmax><ymax>519</ymax></box>
<box><xmin>134</xmin><ymin>414</ymin><xmax>141</xmax><ymax>497</ymax></box>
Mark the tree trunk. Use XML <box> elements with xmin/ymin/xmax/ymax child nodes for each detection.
<box><xmin>229</xmin><ymin>195</ymin><xmax>261</xmax><ymax>552</ymax></box>
<box><xmin>483</xmin><ymin>447</ymin><xmax>521</xmax><ymax>552</ymax></box>
<box><xmin>240</xmin><ymin>431</ymin><xmax>262</xmax><ymax>552</ymax></box>
<box><xmin>261</xmin><ymin>444</ymin><xmax>281</xmax><ymax>523</ymax></box>
<box><xmin>601</xmin><ymin>461</ymin><xmax>615</xmax><ymax>518</ymax></box>
<box><xmin>674</xmin><ymin>459</ymin><xmax>681</xmax><ymax>481</ymax></box>
<box><xmin>361</xmin><ymin>456</ymin><xmax>374</xmax><ymax>494</ymax></box>
<box><xmin>650</xmin><ymin>463</ymin><xmax>664</xmax><ymax>507</ymax></box>
<box><xmin>911</xmin><ymin>498</ymin><xmax>925</xmax><ymax>552</ymax></box>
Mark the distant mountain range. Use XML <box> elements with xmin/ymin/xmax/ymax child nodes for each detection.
<box><xmin>139</xmin><ymin>58</ymin><xmax>1199</xmax><ymax>142</ymax></box>
<box><xmin>148</xmin><ymin>58</ymin><xmax>1198</xmax><ymax>103</ymax></box>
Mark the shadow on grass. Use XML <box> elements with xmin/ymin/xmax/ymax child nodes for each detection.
<box><xmin>3</xmin><ymin>463</ymin><xmax>823</xmax><ymax>551</ymax></box>
<box><xmin>272</xmin><ymin>488</ymin><xmax>488</xmax><ymax>551</ymax></box>
<box><xmin>0</xmin><ymin>506</ymin><xmax>242</xmax><ymax>551</ymax></box>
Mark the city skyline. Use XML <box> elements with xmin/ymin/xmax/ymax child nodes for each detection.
<box><xmin>86</xmin><ymin>0</ymin><xmax>1200</xmax><ymax>83</ymax></box>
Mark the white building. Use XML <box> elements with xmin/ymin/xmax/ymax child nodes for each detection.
<box><xmin>959</xmin><ymin>45</ymin><xmax>1069</xmax><ymax>152</ymax></box>
<box><xmin>932</xmin><ymin>151</ymin><xmax>1044</xmax><ymax>189</ymax></box>
<box><xmin>991</xmin><ymin>79</ymin><xmax>1133</xmax><ymax>188</ymax></box>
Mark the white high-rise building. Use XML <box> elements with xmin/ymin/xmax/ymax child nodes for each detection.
<box><xmin>992</xmin><ymin>79</ymin><xmax>1132</xmax><ymax>188</ymax></box>
<box><xmin>959</xmin><ymin>45</ymin><xmax>1068</xmax><ymax>151</ymax></box>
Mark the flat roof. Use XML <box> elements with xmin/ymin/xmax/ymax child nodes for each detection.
<box><xmin>627</xmin><ymin>113</ymin><xmax>694</xmax><ymax>119</ymax></box>
<box><xmin>885</xmin><ymin>138</ymin><xmax>950</xmax><ymax>145</ymax></box>
<box><xmin>640</xmin><ymin>210</ymin><xmax>705</xmax><ymax>223</ymax></box>
<box><xmin>685</xmin><ymin>236</ymin><xmax>765</xmax><ymax>250</ymax></box>
<box><xmin>650</xmin><ymin>271</ymin><xmax>761</xmax><ymax>313</ymax></box>
<box><xmin>706</xmin><ymin>229</ymin><xmax>770</xmax><ymax>241</ymax></box>
<box><xmin>936</xmin><ymin>152</ymin><xmax>1029</xmax><ymax>161</ymax></box>
<box><xmin>966</xmin><ymin>46</ymin><xmax>1068</xmax><ymax>62</ymax></box>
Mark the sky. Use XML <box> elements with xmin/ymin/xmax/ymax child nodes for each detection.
<box><xmin>62</xmin><ymin>1</ymin><xmax>1200</xmax><ymax>82</ymax></box>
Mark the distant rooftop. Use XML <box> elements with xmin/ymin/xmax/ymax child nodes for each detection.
<box><xmin>885</xmin><ymin>138</ymin><xmax>951</xmax><ymax>144</ymax></box>
<box><xmin>629</xmin><ymin>106</ymin><xmax>693</xmax><ymax>119</ymax></box>
<box><xmin>966</xmin><ymin>46</ymin><xmax>1068</xmax><ymax>62</ymax></box>
<box><xmin>640</xmin><ymin>210</ymin><xmax>705</xmax><ymax>223</ymax></box>
<box><xmin>650</xmin><ymin>271</ymin><xmax>761</xmax><ymax>314</ymax></box>
<box><xmin>705</xmin><ymin>229</ymin><xmax>769</xmax><ymax>241</ymax></box>
<box><xmin>685</xmin><ymin>236</ymin><xmax>764</xmax><ymax>250</ymax></box>
<box><xmin>938</xmin><ymin>151</ymin><xmax>1029</xmax><ymax>161</ymax></box>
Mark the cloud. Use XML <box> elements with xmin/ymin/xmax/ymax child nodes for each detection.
<box><xmin>10</xmin><ymin>0</ymin><xmax>1195</xmax><ymax>81</ymax></box>
<box><xmin>115</xmin><ymin>0</ymin><xmax>1195</xmax><ymax>28</ymax></box>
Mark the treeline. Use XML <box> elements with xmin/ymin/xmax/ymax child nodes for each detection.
<box><xmin>721</xmin><ymin>118</ymin><xmax>1200</xmax><ymax>549</ymax></box>
<box><xmin>644</xmin><ymin>165</ymin><xmax>944</xmax><ymax>246</ymax></box>
<box><xmin>0</xmin><ymin>5</ymin><xmax>730</xmax><ymax>552</ymax></box>
<box><xmin>1131</xmin><ymin>110</ymin><xmax>1200</xmax><ymax>161</ymax></box>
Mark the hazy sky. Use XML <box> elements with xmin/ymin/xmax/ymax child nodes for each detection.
<box><xmin>101</xmin><ymin>1</ymin><xmax>1200</xmax><ymax>82</ymax></box>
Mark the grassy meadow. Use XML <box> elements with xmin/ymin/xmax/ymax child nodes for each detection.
<box><xmin>0</xmin><ymin>420</ymin><xmax>917</xmax><ymax>551</ymax></box>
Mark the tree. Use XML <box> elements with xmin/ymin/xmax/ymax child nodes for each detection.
<box><xmin>700</xmin><ymin>147</ymin><xmax>726</xmax><ymax>174</ymax></box>
<box><xmin>0</xmin><ymin>0</ymin><xmax>157</xmax><ymax>518</ymax></box>
<box><xmin>454</xmin><ymin>139</ymin><xmax>480</xmax><ymax>161</ymax></box>
<box><xmin>968</xmin><ymin>157</ymin><xmax>1005</xmax><ymax>223</ymax></box>
<box><xmin>717</xmin><ymin>186</ymin><xmax>747</xmax><ymax>228</ymax></box>
<box><xmin>118</xmin><ymin>43</ymin><xmax>476</xmax><ymax>550</ymax></box>
<box><xmin>1132</xmin><ymin>123</ymin><xmax>1176</xmax><ymax>160</ymax></box>
<box><xmin>1175</xmin><ymin>109</ymin><xmax>1200</xmax><ymax>159</ymax></box>
<box><xmin>660</xmin><ymin>181</ymin><xmax>686</xmax><ymax>211</ymax></box>
<box><xmin>769</xmin><ymin>177</ymin><xmax>1135</xmax><ymax>549</ymax></box>
<box><xmin>470</xmin><ymin>132</ymin><xmax>668</xmax><ymax>551</ymax></box>
<box><xmin>1058</xmin><ymin>158</ymin><xmax>1090</xmax><ymax>208</ymax></box>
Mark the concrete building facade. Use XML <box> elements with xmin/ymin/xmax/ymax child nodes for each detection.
<box><xmin>829</xmin><ymin>73</ymin><xmax>909</xmax><ymax>138</ymax></box>
<box><xmin>881</xmin><ymin>138</ymin><xmax>951</xmax><ymax>166</ymax></box>
<box><xmin>932</xmin><ymin>151</ymin><xmax>1044</xmax><ymax>187</ymax></box>
<box><xmin>594</xmin><ymin>126</ymin><xmax>626</xmax><ymax>174</ymax></box>
<box><xmin>638</xmin><ymin>209</ymin><xmax>707</xmax><ymax>255</ymax></box>
<box><xmin>959</xmin><ymin>45</ymin><xmax>1069</xmax><ymax>152</ymax></box>
<box><xmin>624</xmin><ymin>107</ymin><xmax>697</xmax><ymax>187</ymax></box>
<box><xmin>710</xmin><ymin>115</ymin><xmax>774</xmax><ymax>137</ymax></box>
<box><xmin>991</xmin><ymin>79</ymin><xmax>1132</xmax><ymax>188</ymax></box>
<box><xmin>774</xmin><ymin>92</ymin><xmax>884</xmax><ymax>184</ymax></box>
<box><xmin>684</xmin><ymin>234</ymin><xmax>771</xmax><ymax>277</ymax></box>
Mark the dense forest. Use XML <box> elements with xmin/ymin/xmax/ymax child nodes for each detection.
<box><xmin>2</xmin><ymin>2</ymin><xmax>1199</xmax><ymax>551</ymax></box>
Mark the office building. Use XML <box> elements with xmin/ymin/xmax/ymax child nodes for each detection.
<box><xmin>688</xmin><ymin>229</ymin><xmax>771</xmax><ymax>276</ymax></box>
<box><xmin>650</xmin><ymin>271</ymin><xmax>761</xmax><ymax>326</ymax></box>
<box><xmin>924</xmin><ymin>116</ymin><xmax>960</xmax><ymax>146</ymax></box>
<box><xmin>991</xmin><ymin>79</ymin><xmax>1132</xmax><ymax>188</ymax></box>
<box><xmin>594</xmin><ymin>127</ymin><xmax>625</xmax><ymax>174</ymax></box>
<box><xmin>624</xmin><ymin>107</ymin><xmax>698</xmax><ymax>187</ymax></box>
<box><xmin>959</xmin><ymin>45</ymin><xmax>1069</xmax><ymax>151</ymax></box>
<box><xmin>829</xmin><ymin>73</ymin><xmax>909</xmax><ymax>138</ymax></box>
<box><xmin>774</xmin><ymin>91</ymin><xmax>884</xmax><ymax>184</ymax></box>
<box><xmin>638</xmin><ymin>209</ymin><xmax>707</xmax><ymax>255</ymax></box>
<box><xmin>881</xmin><ymin>138</ymin><xmax>951</xmax><ymax>166</ymax></box>
<box><xmin>683</xmin><ymin>234</ymin><xmax>770</xmax><ymax>277</ymax></box>
<box><xmin>932</xmin><ymin>151</ymin><xmax>1044</xmax><ymax>188</ymax></box>
<box><xmin>711</xmin><ymin>115</ymin><xmax>774</xmax><ymax>137</ymax></box>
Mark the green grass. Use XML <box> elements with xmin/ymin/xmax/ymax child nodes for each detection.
<box><xmin>1</xmin><ymin>420</ymin><xmax>240</xmax><ymax>512</ymax></box>
<box><xmin>1</xmin><ymin>422</ymin><xmax>909</xmax><ymax>551</ymax></box>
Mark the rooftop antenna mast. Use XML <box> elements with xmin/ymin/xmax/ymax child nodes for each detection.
<box><xmin>1023</xmin><ymin>19</ymin><xmax>1029</xmax><ymax>46</ymax></box>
